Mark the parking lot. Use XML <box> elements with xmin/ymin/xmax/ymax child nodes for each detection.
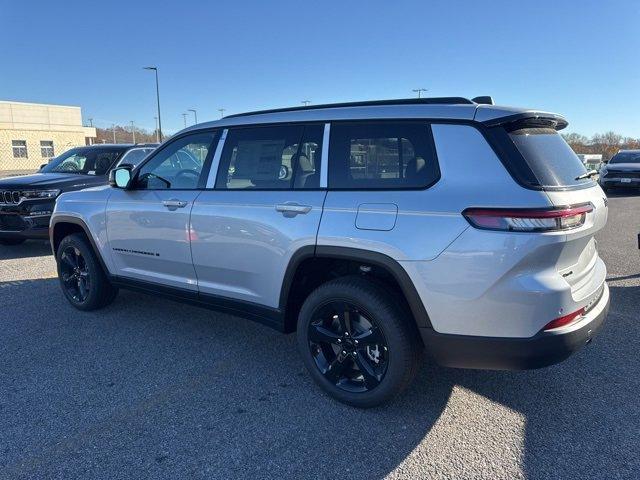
<box><xmin>0</xmin><ymin>191</ymin><xmax>637</xmax><ymax>480</ymax></box>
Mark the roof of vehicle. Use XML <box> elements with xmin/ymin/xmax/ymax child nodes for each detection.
<box><xmin>616</xmin><ymin>149</ymin><xmax>640</xmax><ymax>153</ymax></box>
<box><xmin>180</xmin><ymin>97</ymin><xmax>567</xmax><ymax>134</ymax></box>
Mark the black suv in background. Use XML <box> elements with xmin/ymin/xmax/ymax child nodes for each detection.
<box><xmin>599</xmin><ymin>150</ymin><xmax>640</xmax><ymax>192</ymax></box>
<box><xmin>0</xmin><ymin>143</ymin><xmax>157</xmax><ymax>245</ymax></box>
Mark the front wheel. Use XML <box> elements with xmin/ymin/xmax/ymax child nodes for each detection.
<box><xmin>297</xmin><ymin>276</ymin><xmax>421</xmax><ymax>408</ymax></box>
<box><xmin>56</xmin><ymin>233</ymin><xmax>118</xmax><ymax>310</ymax></box>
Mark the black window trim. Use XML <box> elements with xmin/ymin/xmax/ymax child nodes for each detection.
<box><xmin>326</xmin><ymin>119</ymin><xmax>442</xmax><ymax>192</ymax></box>
<box><xmin>210</xmin><ymin>122</ymin><xmax>327</xmax><ymax>192</ymax></box>
<box><xmin>129</xmin><ymin>129</ymin><xmax>221</xmax><ymax>192</ymax></box>
<box><xmin>139</xmin><ymin>114</ymin><xmax>592</xmax><ymax>194</ymax></box>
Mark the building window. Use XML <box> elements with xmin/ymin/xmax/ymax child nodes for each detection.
<box><xmin>12</xmin><ymin>140</ymin><xmax>28</xmax><ymax>158</ymax></box>
<box><xmin>40</xmin><ymin>141</ymin><xmax>55</xmax><ymax>158</ymax></box>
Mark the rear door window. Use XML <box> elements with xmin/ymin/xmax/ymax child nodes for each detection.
<box><xmin>328</xmin><ymin>121</ymin><xmax>439</xmax><ymax>189</ymax></box>
<box><xmin>215</xmin><ymin>124</ymin><xmax>324</xmax><ymax>190</ymax></box>
<box><xmin>507</xmin><ymin>128</ymin><xmax>593</xmax><ymax>188</ymax></box>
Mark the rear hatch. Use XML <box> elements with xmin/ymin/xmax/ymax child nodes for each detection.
<box><xmin>500</xmin><ymin>118</ymin><xmax>607</xmax><ymax>303</ymax></box>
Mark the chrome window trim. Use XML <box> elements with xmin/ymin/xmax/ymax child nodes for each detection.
<box><xmin>205</xmin><ymin>129</ymin><xmax>228</xmax><ymax>188</ymax></box>
<box><xmin>320</xmin><ymin>123</ymin><xmax>330</xmax><ymax>188</ymax></box>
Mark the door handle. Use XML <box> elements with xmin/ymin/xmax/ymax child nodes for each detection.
<box><xmin>163</xmin><ymin>199</ymin><xmax>188</xmax><ymax>210</ymax></box>
<box><xmin>276</xmin><ymin>203</ymin><xmax>312</xmax><ymax>217</ymax></box>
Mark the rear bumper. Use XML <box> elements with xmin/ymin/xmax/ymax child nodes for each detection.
<box><xmin>420</xmin><ymin>283</ymin><xmax>610</xmax><ymax>370</ymax></box>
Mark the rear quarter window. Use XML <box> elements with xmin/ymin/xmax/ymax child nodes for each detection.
<box><xmin>507</xmin><ymin>127</ymin><xmax>592</xmax><ymax>188</ymax></box>
<box><xmin>328</xmin><ymin>121</ymin><xmax>439</xmax><ymax>189</ymax></box>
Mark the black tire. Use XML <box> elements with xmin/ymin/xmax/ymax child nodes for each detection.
<box><xmin>56</xmin><ymin>233</ymin><xmax>118</xmax><ymax>311</ymax></box>
<box><xmin>0</xmin><ymin>238</ymin><xmax>26</xmax><ymax>246</ymax></box>
<box><xmin>297</xmin><ymin>276</ymin><xmax>421</xmax><ymax>408</ymax></box>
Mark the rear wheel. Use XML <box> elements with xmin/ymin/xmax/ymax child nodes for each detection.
<box><xmin>0</xmin><ymin>238</ymin><xmax>26</xmax><ymax>246</ymax></box>
<box><xmin>56</xmin><ymin>233</ymin><xmax>118</xmax><ymax>310</ymax></box>
<box><xmin>297</xmin><ymin>276</ymin><xmax>421</xmax><ymax>408</ymax></box>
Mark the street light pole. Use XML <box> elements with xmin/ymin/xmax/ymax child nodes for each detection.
<box><xmin>412</xmin><ymin>88</ymin><xmax>428</xmax><ymax>98</ymax></box>
<box><xmin>144</xmin><ymin>66</ymin><xmax>163</xmax><ymax>141</ymax></box>
<box><xmin>301</xmin><ymin>100</ymin><xmax>311</xmax><ymax>106</ymax></box>
<box><xmin>188</xmin><ymin>109</ymin><xmax>198</xmax><ymax>124</ymax></box>
<box><xmin>154</xmin><ymin>117</ymin><xmax>159</xmax><ymax>142</ymax></box>
<box><xmin>218</xmin><ymin>108</ymin><xmax>226</xmax><ymax>118</ymax></box>
<box><xmin>182</xmin><ymin>113</ymin><xmax>188</xmax><ymax>128</ymax></box>
<box><xmin>130</xmin><ymin>121</ymin><xmax>136</xmax><ymax>143</ymax></box>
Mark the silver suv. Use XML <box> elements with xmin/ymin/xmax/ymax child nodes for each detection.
<box><xmin>50</xmin><ymin>97</ymin><xmax>610</xmax><ymax>407</ymax></box>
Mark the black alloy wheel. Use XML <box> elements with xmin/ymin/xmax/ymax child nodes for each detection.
<box><xmin>59</xmin><ymin>245</ymin><xmax>91</xmax><ymax>303</ymax></box>
<box><xmin>308</xmin><ymin>300</ymin><xmax>389</xmax><ymax>393</ymax></box>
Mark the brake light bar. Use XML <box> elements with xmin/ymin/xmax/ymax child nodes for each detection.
<box><xmin>462</xmin><ymin>204</ymin><xmax>593</xmax><ymax>232</ymax></box>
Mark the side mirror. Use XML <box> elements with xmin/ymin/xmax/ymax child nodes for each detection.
<box><xmin>109</xmin><ymin>165</ymin><xmax>133</xmax><ymax>189</ymax></box>
<box><xmin>40</xmin><ymin>163</ymin><xmax>47</xmax><ymax>170</ymax></box>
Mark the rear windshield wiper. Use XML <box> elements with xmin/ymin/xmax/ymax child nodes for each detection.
<box><xmin>575</xmin><ymin>169</ymin><xmax>598</xmax><ymax>181</ymax></box>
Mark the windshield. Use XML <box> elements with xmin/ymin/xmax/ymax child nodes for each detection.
<box><xmin>41</xmin><ymin>147</ymin><xmax>125</xmax><ymax>175</ymax></box>
<box><xmin>116</xmin><ymin>148</ymin><xmax>155</xmax><ymax>168</ymax></box>
<box><xmin>609</xmin><ymin>152</ymin><xmax>640</xmax><ymax>164</ymax></box>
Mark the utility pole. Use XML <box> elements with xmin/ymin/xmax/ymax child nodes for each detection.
<box><xmin>112</xmin><ymin>124</ymin><xmax>116</xmax><ymax>143</ymax></box>
<box><xmin>301</xmin><ymin>100</ymin><xmax>311</xmax><ymax>106</ymax></box>
<box><xmin>182</xmin><ymin>113</ymin><xmax>188</xmax><ymax>128</ymax></box>
<box><xmin>412</xmin><ymin>88</ymin><xmax>428</xmax><ymax>98</ymax></box>
<box><xmin>188</xmin><ymin>109</ymin><xmax>198</xmax><ymax>124</ymax></box>
<box><xmin>130</xmin><ymin>121</ymin><xmax>136</xmax><ymax>143</ymax></box>
<box><xmin>154</xmin><ymin>116</ymin><xmax>159</xmax><ymax>142</ymax></box>
<box><xmin>218</xmin><ymin>108</ymin><xmax>226</xmax><ymax>118</ymax></box>
<box><xmin>143</xmin><ymin>66</ymin><xmax>163</xmax><ymax>141</ymax></box>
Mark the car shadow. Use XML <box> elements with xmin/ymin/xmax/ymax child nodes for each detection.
<box><xmin>0</xmin><ymin>240</ymin><xmax>51</xmax><ymax>260</ymax></box>
<box><xmin>0</xmin><ymin>278</ymin><xmax>454</xmax><ymax>479</ymax></box>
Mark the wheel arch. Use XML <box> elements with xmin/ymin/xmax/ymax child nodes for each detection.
<box><xmin>50</xmin><ymin>215</ymin><xmax>110</xmax><ymax>275</ymax></box>
<box><xmin>279</xmin><ymin>245</ymin><xmax>432</xmax><ymax>333</ymax></box>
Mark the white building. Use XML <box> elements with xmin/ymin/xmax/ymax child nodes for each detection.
<box><xmin>0</xmin><ymin>100</ymin><xmax>97</xmax><ymax>174</ymax></box>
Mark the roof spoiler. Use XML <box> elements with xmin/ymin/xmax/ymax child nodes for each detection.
<box><xmin>482</xmin><ymin>112</ymin><xmax>569</xmax><ymax>131</ymax></box>
<box><xmin>472</xmin><ymin>96</ymin><xmax>494</xmax><ymax>105</ymax></box>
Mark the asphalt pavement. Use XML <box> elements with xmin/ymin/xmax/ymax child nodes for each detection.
<box><xmin>1</xmin><ymin>190</ymin><xmax>638</xmax><ymax>479</ymax></box>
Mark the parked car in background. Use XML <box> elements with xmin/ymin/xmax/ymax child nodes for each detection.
<box><xmin>0</xmin><ymin>143</ymin><xmax>157</xmax><ymax>245</ymax></box>
<box><xmin>50</xmin><ymin>98</ymin><xmax>609</xmax><ymax>407</ymax></box>
<box><xmin>599</xmin><ymin>150</ymin><xmax>640</xmax><ymax>192</ymax></box>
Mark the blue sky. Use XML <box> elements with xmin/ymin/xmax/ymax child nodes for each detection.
<box><xmin>1</xmin><ymin>0</ymin><xmax>638</xmax><ymax>136</ymax></box>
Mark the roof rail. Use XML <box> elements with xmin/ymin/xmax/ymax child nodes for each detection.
<box><xmin>224</xmin><ymin>97</ymin><xmax>475</xmax><ymax>119</ymax></box>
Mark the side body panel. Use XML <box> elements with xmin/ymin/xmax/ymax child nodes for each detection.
<box><xmin>104</xmin><ymin>189</ymin><xmax>202</xmax><ymax>290</ymax></box>
<box><xmin>190</xmin><ymin>190</ymin><xmax>326</xmax><ymax>308</ymax></box>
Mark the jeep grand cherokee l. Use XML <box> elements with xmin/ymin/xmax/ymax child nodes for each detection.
<box><xmin>49</xmin><ymin>98</ymin><xmax>609</xmax><ymax>407</ymax></box>
<box><xmin>0</xmin><ymin>143</ymin><xmax>156</xmax><ymax>245</ymax></box>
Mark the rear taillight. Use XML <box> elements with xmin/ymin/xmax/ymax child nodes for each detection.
<box><xmin>462</xmin><ymin>204</ymin><xmax>593</xmax><ymax>232</ymax></box>
<box><xmin>543</xmin><ymin>308</ymin><xmax>585</xmax><ymax>331</ymax></box>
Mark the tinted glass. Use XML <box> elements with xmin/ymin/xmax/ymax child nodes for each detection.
<box><xmin>508</xmin><ymin>128</ymin><xmax>592</xmax><ymax>187</ymax></box>
<box><xmin>609</xmin><ymin>152</ymin><xmax>640</xmax><ymax>164</ymax></box>
<box><xmin>117</xmin><ymin>148</ymin><xmax>155</xmax><ymax>168</ymax></box>
<box><xmin>216</xmin><ymin>125</ymin><xmax>305</xmax><ymax>190</ymax></box>
<box><xmin>136</xmin><ymin>132</ymin><xmax>216</xmax><ymax>190</ymax></box>
<box><xmin>294</xmin><ymin>125</ymin><xmax>324</xmax><ymax>189</ymax></box>
<box><xmin>41</xmin><ymin>147</ymin><xmax>125</xmax><ymax>174</ymax></box>
<box><xmin>329</xmin><ymin>122</ymin><xmax>439</xmax><ymax>189</ymax></box>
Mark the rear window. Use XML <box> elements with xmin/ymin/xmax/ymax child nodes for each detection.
<box><xmin>329</xmin><ymin>121</ymin><xmax>439</xmax><ymax>189</ymax></box>
<box><xmin>507</xmin><ymin>128</ymin><xmax>592</xmax><ymax>188</ymax></box>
